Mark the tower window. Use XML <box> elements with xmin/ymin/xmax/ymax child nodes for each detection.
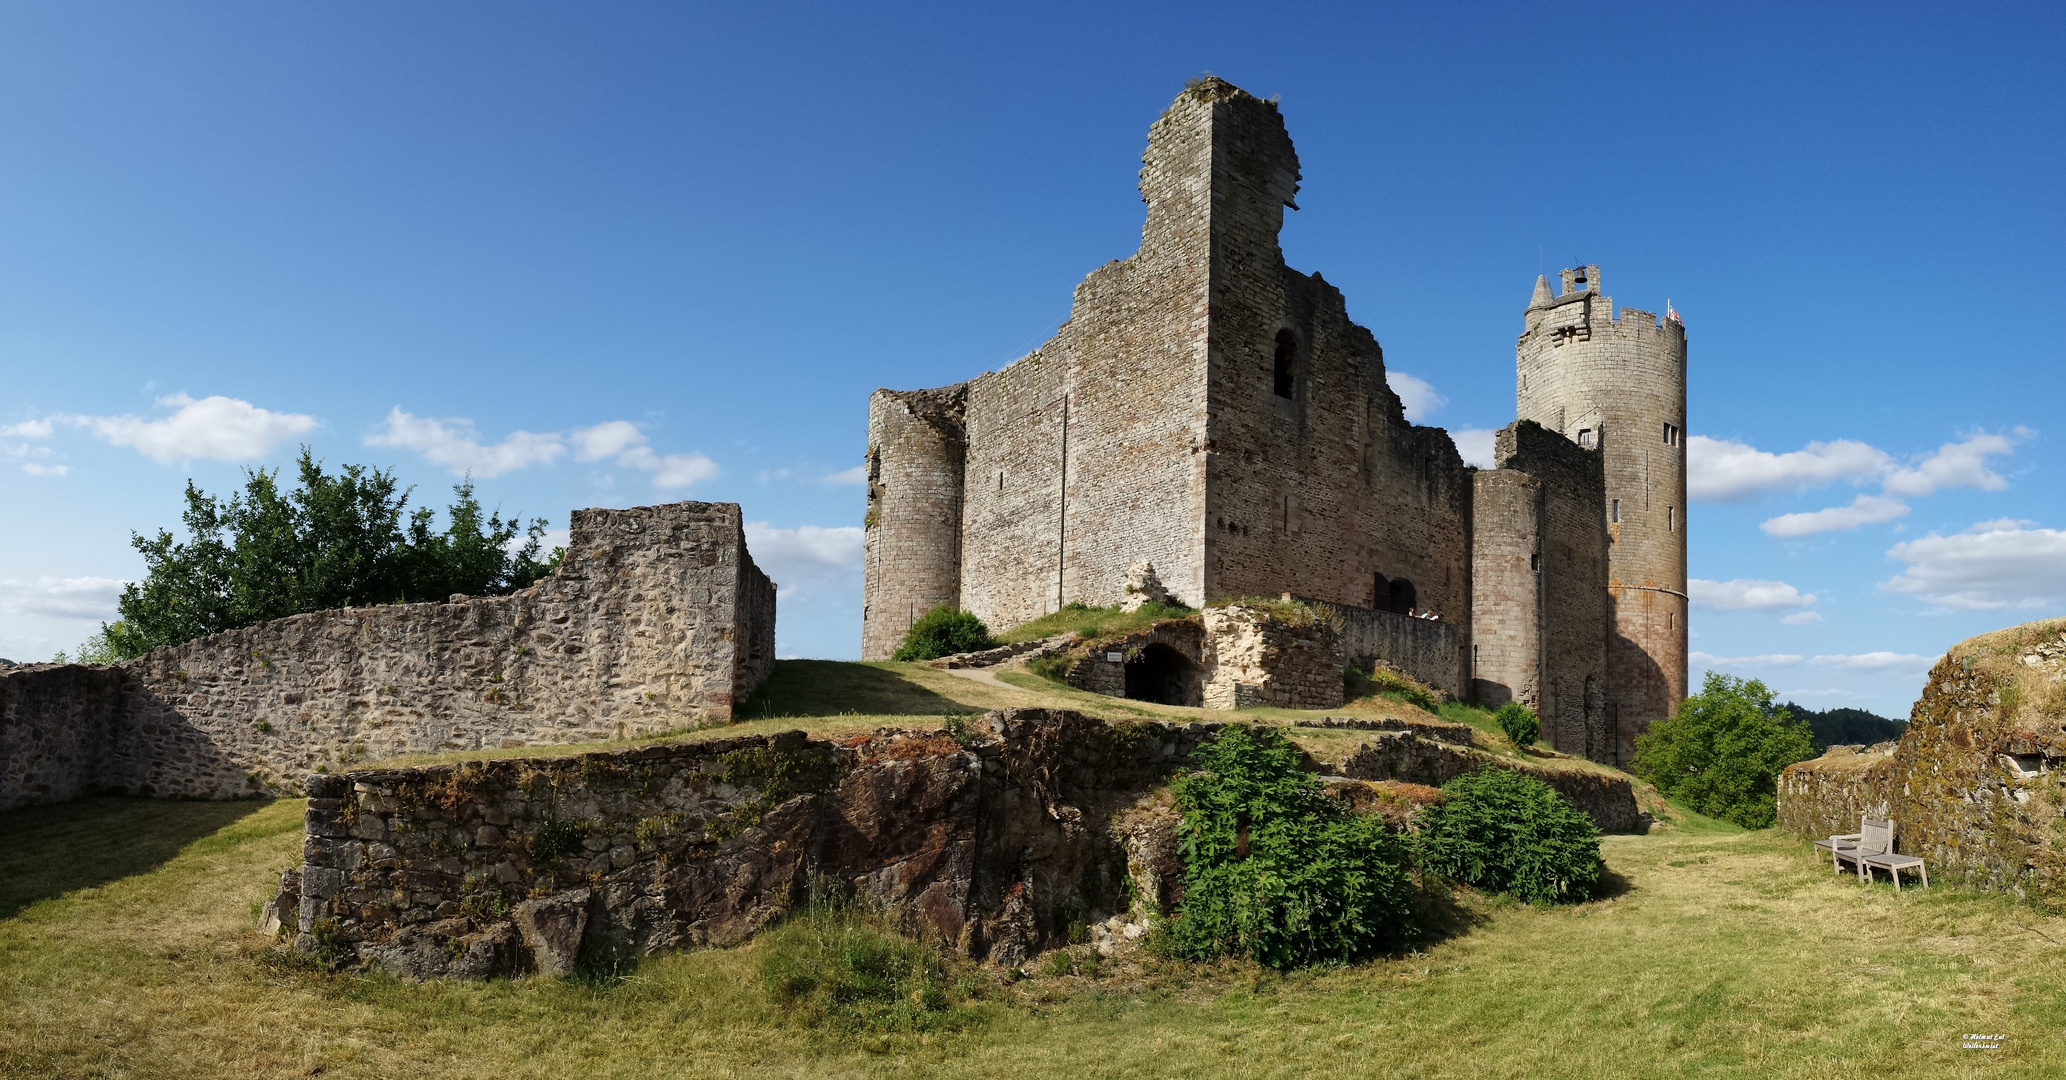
<box><xmin>1663</xmin><ymin>422</ymin><xmax>1681</xmax><ymax>447</ymax></box>
<box><xmin>1577</xmin><ymin>429</ymin><xmax>1595</xmax><ymax>449</ymax></box>
<box><xmin>1667</xmin><ymin>506</ymin><xmax>1675</xmax><ymax>532</ymax></box>
<box><xmin>1273</xmin><ymin>330</ymin><xmax>1297</xmax><ymax>398</ymax></box>
<box><xmin>1611</xmin><ymin>499</ymin><xmax>1619</xmax><ymax>523</ymax></box>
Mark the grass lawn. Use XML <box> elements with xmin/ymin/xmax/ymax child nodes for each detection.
<box><xmin>4</xmin><ymin>795</ymin><xmax>2063</xmax><ymax>1078</ymax></box>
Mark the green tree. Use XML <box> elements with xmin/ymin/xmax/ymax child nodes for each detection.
<box><xmin>1494</xmin><ymin>702</ymin><xmax>1540</xmax><ymax>749</ymax></box>
<box><xmin>105</xmin><ymin>448</ymin><xmax>561</xmax><ymax>660</ymax></box>
<box><xmin>1168</xmin><ymin>726</ymin><xmax>1415</xmax><ymax>968</ymax></box>
<box><xmin>1632</xmin><ymin>672</ymin><xmax>1818</xmax><ymax>829</ymax></box>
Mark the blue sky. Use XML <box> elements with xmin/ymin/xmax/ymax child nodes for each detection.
<box><xmin>2</xmin><ymin>2</ymin><xmax>2060</xmax><ymax>719</ymax></box>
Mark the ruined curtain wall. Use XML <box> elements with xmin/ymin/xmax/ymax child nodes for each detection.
<box><xmin>861</xmin><ymin>389</ymin><xmax>966</xmax><ymax>658</ymax></box>
<box><xmin>959</xmin><ymin>352</ymin><xmax>1067</xmax><ymax>634</ymax></box>
<box><xmin>1306</xmin><ymin>598</ymin><xmax>1464</xmax><ymax>701</ymax></box>
<box><xmin>1469</xmin><ymin>469</ymin><xmax>1543</xmax><ymax>713</ymax></box>
<box><xmin>0</xmin><ymin>501</ymin><xmax>774</xmax><ymax>809</ymax></box>
<box><xmin>1502</xmin><ymin>423</ymin><xmax>1611</xmax><ymax>761</ymax></box>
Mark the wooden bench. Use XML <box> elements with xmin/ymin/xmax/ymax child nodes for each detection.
<box><xmin>1815</xmin><ymin>829</ymin><xmax>1863</xmax><ymax>873</ymax></box>
<box><xmin>1847</xmin><ymin>817</ymin><xmax>1929</xmax><ymax>892</ymax></box>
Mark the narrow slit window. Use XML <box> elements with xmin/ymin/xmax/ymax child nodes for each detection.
<box><xmin>1667</xmin><ymin>506</ymin><xmax>1675</xmax><ymax>532</ymax></box>
<box><xmin>1273</xmin><ymin>330</ymin><xmax>1297</xmax><ymax>398</ymax></box>
<box><xmin>1611</xmin><ymin>498</ymin><xmax>1619</xmax><ymax>523</ymax></box>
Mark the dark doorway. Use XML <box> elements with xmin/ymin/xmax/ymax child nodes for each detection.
<box><xmin>1273</xmin><ymin>330</ymin><xmax>1297</xmax><ymax>398</ymax></box>
<box><xmin>1125</xmin><ymin>643</ymin><xmax>1195</xmax><ymax>705</ymax></box>
<box><xmin>1386</xmin><ymin>577</ymin><xmax>1416</xmax><ymax>615</ymax></box>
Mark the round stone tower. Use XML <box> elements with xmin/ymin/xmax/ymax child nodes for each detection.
<box><xmin>1515</xmin><ymin>265</ymin><xmax>1688</xmax><ymax>762</ymax></box>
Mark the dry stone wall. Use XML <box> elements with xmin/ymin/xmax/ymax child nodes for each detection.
<box><xmin>1199</xmin><ymin>604</ymin><xmax>1344</xmax><ymax>710</ymax></box>
<box><xmin>1309</xmin><ymin>598</ymin><xmax>1464</xmax><ymax>700</ymax></box>
<box><xmin>1779</xmin><ymin>620</ymin><xmax>2066</xmax><ymax>902</ymax></box>
<box><xmin>0</xmin><ymin>501</ymin><xmax>774</xmax><ymax>810</ymax></box>
<box><xmin>1333</xmin><ymin>730</ymin><xmax>1641</xmax><ymax>833</ymax></box>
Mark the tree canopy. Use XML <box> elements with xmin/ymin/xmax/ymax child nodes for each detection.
<box><xmin>99</xmin><ymin>448</ymin><xmax>560</xmax><ymax>660</ymax></box>
<box><xmin>1632</xmin><ymin>672</ymin><xmax>1818</xmax><ymax>829</ymax></box>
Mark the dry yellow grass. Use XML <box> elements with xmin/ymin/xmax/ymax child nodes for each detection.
<box><xmin>5</xmin><ymin>792</ymin><xmax>2066</xmax><ymax>1078</ymax></box>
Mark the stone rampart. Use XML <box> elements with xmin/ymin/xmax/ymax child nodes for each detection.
<box><xmin>1778</xmin><ymin>619</ymin><xmax>2066</xmax><ymax>902</ymax></box>
<box><xmin>0</xmin><ymin>501</ymin><xmax>774</xmax><ymax>810</ymax></box>
<box><xmin>1304</xmin><ymin>598</ymin><xmax>1462</xmax><ymax>700</ymax></box>
<box><xmin>1200</xmin><ymin>604</ymin><xmax>1344</xmax><ymax>710</ymax></box>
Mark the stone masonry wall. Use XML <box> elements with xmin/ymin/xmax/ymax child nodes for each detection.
<box><xmin>1499</xmin><ymin>421</ymin><xmax>1611</xmax><ymax>761</ymax></box>
<box><xmin>1780</xmin><ymin>620</ymin><xmax>2066</xmax><ymax>903</ymax></box>
<box><xmin>1335</xmin><ymin>730</ymin><xmax>1641</xmax><ymax>833</ymax></box>
<box><xmin>1516</xmin><ymin>266</ymin><xmax>1688</xmax><ymax>760</ymax></box>
<box><xmin>1199</xmin><ymin>604</ymin><xmax>1345</xmax><ymax>710</ymax></box>
<box><xmin>861</xmin><ymin>388</ymin><xmax>967</xmax><ymax>659</ymax></box>
<box><xmin>1297</xmin><ymin>597</ymin><xmax>1462</xmax><ymax>700</ymax></box>
<box><xmin>0</xmin><ymin>501</ymin><xmax>775</xmax><ymax>810</ymax></box>
<box><xmin>1469</xmin><ymin>468</ymin><xmax>1542</xmax><ymax>712</ymax></box>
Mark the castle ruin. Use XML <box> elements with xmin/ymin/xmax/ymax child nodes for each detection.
<box><xmin>861</xmin><ymin>78</ymin><xmax>1688</xmax><ymax>763</ymax></box>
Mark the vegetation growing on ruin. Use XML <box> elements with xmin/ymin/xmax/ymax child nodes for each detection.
<box><xmin>1168</xmin><ymin>726</ymin><xmax>1415</xmax><ymax>968</ymax></box>
<box><xmin>1415</xmin><ymin>769</ymin><xmax>1602</xmax><ymax>905</ymax></box>
<box><xmin>994</xmin><ymin>599</ymin><xmax>1194</xmax><ymax>646</ymax></box>
<box><xmin>1344</xmin><ymin>665</ymin><xmax>1443</xmax><ymax>713</ymax></box>
<box><xmin>96</xmin><ymin>448</ymin><xmax>562</xmax><ymax>659</ymax></box>
<box><xmin>1632</xmin><ymin>672</ymin><xmax>1818</xmax><ymax>829</ymax></box>
<box><xmin>891</xmin><ymin>606</ymin><xmax>995</xmax><ymax>661</ymax></box>
<box><xmin>1493</xmin><ymin>702</ymin><xmax>1541</xmax><ymax>749</ymax></box>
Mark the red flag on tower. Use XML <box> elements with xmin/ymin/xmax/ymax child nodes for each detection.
<box><xmin>1666</xmin><ymin>300</ymin><xmax>1683</xmax><ymax>326</ymax></box>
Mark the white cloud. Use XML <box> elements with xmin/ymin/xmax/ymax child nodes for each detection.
<box><xmin>825</xmin><ymin>465</ymin><xmax>868</xmax><ymax>485</ymax></box>
<box><xmin>1688</xmin><ymin>435</ymin><xmax>1888</xmax><ymax>502</ymax></box>
<box><xmin>563</xmin><ymin>420</ymin><xmax>717</xmax><ymax>490</ymax></box>
<box><xmin>744</xmin><ymin>522</ymin><xmax>865</xmax><ymax>600</ymax></box>
<box><xmin>6</xmin><ymin>437</ymin><xmax>66</xmax><ymax>476</ymax></box>
<box><xmin>365</xmin><ymin>408</ymin><xmax>565</xmax><ymax>478</ymax></box>
<box><xmin>572</xmin><ymin>421</ymin><xmax>645</xmax><ymax>461</ymax></box>
<box><xmin>0</xmin><ymin>576</ymin><xmax>126</xmax><ymax>620</ymax></box>
<box><xmin>2</xmin><ymin>419</ymin><xmax>53</xmax><ymax>438</ymax></box>
<box><xmin>1387</xmin><ymin>372</ymin><xmax>1446</xmax><ymax>423</ymax></box>
<box><xmin>1807</xmin><ymin>652</ymin><xmax>1935</xmax><ymax>670</ymax></box>
<box><xmin>1780</xmin><ymin>611</ymin><xmax>1824</xmax><ymax>625</ymax></box>
<box><xmin>20</xmin><ymin>462</ymin><xmax>68</xmax><ymax>476</ymax></box>
<box><xmin>1688</xmin><ymin>578</ymin><xmax>1816</xmax><ymax>611</ymax></box>
<box><xmin>1690</xmin><ymin>651</ymin><xmax>1804</xmax><ymax>667</ymax></box>
<box><xmin>1882</xmin><ymin>519</ymin><xmax>2066</xmax><ymax>611</ymax></box>
<box><xmin>1879</xmin><ymin>430</ymin><xmax>2026</xmax><ymax>498</ymax></box>
<box><xmin>1761</xmin><ymin>495</ymin><xmax>1910</xmax><ymax>537</ymax></box>
<box><xmin>73</xmin><ymin>394</ymin><xmax>316</xmax><ymax>463</ymax></box>
<box><xmin>1451</xmin><ymin>427</ymin><xmax>1497</xmax><ymax>469</ymax></box>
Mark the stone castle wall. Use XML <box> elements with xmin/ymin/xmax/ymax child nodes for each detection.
<box><xmin>1503</xmin><ymin>422</ymin><xmax>1611</xmax><ymax>759</ymax></box>
<box><xmin>862</xmin><ymin>388</ymin><xmax>967</xmax><ymax>658</ymax></box>
<box><xmin>1779</xmin><ymin>620</ymin><xmax>2066</xmax><ymax>903</ymax></box>
<box><xmin>1199</xmin><ymin>604</ymin><xmax>1345</xmax><ymax>710</ymax></box>
<box><xmin>1306</xmin><ymin>598</ymin><xmax>1464</xmax><ymax>700</ymax></box>
<box><xmin>0</xmin><ymin>501</ymin><xmax>775</xmax><ymax>810</ymax></box>
<box><xmin>1517</xmin><ymin>266</ymin><xmax>1688</xmax><ymax>759</ymax></box>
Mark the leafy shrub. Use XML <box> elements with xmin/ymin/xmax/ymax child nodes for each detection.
<box><xmin>891</xmin><ymin>606</ymin><xmax>995</xmax><ymax>661</ymax></box>
<box><xmin>528</xmin><ymin>819</ymin><xmax>593</xmax><ymax>860</ymax></box>
<box><xmin>1632</xmin><ymin>672</ymin><xmax>1818</xmax><ymax>828</ymax></box>
<box><xmin>1169</xmin><ymin>726</ymin><xmax>1415</xmax><ymax>968</ymax></box>
<box><xmin>1494</xmin><ymin>702</ymin><xmax>1540</xmax><ymax>748</ymax></box>
<box><xmin>1416</xmin><ymin>768</ymin><xmax>1601</xmax><ymax>904</ymax></box>
<box><xmin>759</xmin><ymin>899</ymin><xmax>971</xmax><ymax>1032</ymax></box>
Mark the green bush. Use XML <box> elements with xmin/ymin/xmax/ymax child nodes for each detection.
<box><xmin>1168</xmin><ymin>726</ymin><xmax>1415</xmax><ymax>968</ymax></box>
<box><xmin>1415</xmin><ymin>768</ymin><xmax>1602</xmax><ymax>904</ymax></box>
<box><xmin>1494</xmin><ymin>702</ymin><xmax>1540</xmax><ymax>748</ymax></box>
<box><xmin>1632</xmin><ymin>672</ymin><xmax>1818</xmax><ymax>829</ymax></box>
<box><xmin>890</xmin><ymin>606</ymin><xmax>994</xmax><ymax>661</ymax></box>
<box><xmin>758</xmin><ymin>900</ymin><xmax>970</xmax><ymax>1032</ymax></box>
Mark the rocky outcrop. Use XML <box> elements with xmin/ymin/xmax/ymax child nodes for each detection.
<box><xmin>926</xmin><ymin>634</ymin><xmax>1077</xmax><ymax>670</ymax></box>
<box><xmin>1779</xmin><ymin>619</ymin><xmax>2066</xmax><ymax>902</ymax></box>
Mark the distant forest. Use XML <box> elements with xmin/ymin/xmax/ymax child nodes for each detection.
<box><xmin>1781</xmin><ymin>702</ymin><xmax>1907</xmax><ymax>749</ymax></box>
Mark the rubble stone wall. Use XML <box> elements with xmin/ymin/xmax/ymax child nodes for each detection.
<box><xmin>1200</xmin><ymin>604</ymin><xmax>1345</xmax><ymax>710</ymax></box>
<box><xmin>1780</xmin><ymin>620</ymin><xmax>2066</xmax><ymax>902</ymax></box>
<box><xmin>1336</xmin><ymin>730</ymin><xmax>1641</xmax><ymax>833</ymax></box>
<box><xmin>0</xmin><ymin>501</ymin><xmax>775</xmax><ymax>810</ymax></box>
<box><xmin>1309</xmin><ymin>597</ymin><xmax>1464</xmax><ymax>700</ymax></box>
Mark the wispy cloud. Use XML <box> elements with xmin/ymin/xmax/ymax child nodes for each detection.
<box><xmin>363</xmin><ymin>411</ymin><xmax>718</xmax><ymax>490</ymax></box>
<box><xmin>1689</xmin><ymin>428</ymin><xmax>2030</xmax><ymax>536</ymax></box>
<box><xmin>824</xmin><ymin>465</ymin><xmax>868</xmax><ymax>485</ymax></box>
<box><xmin>1451</xmin><ymin>428</ymin><xmax>1497</xmax><ymax>469</ymax></box>
<box><xmin>744</xmin><ymin>522</ymin><xmax>864</xmax><ymax>601</ymax></box>
<box><xmin>1761</xmin><ymin>495</ymin><xmax>1909</xmax><ymax>537</ymax></box>
<box><xmin>17</xmin><ymin>394</ymin><xmax>318</xmax><ymax>463</ymax></box>
<box><xmin>1688</xmin><ymin>578</ymin><xmax>1816</xmax><ymax>612</ymax></box>
<box><xmin>1387</xmin><ymin>371</ymin><xmax>1446</xmax><ymax>423</ymax></box>
<box><xmin>0</xmin><ymin>576</ymin><xmax>126</xmax><ymax>620</ymax></box>
<box><xmin>1882</xmin><ymin>518</ymin><xmax>2066</xmax><ymax>611</ymax></box>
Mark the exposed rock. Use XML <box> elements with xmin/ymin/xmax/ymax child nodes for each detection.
<box><xmin>259</xmin><ymin>867</ymin><xmax>299</xmax><ymax>937</ymax></box>
<box><xmin>512</xmin><ymin>888</ymin><xmax>593</xmax><ymax>977</ymax></box>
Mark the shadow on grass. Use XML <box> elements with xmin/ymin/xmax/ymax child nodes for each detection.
<box><xmin>738</xmin><ymin>660</ymin><xmax>978</xmax><ymax>720</ymax></box>
<box><xmin>0</xmin><ymin>795</ymin><xmax>273</xmax><ymax>919</ymax></box>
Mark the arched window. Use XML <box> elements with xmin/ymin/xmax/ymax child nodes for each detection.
<box><xmin>1273</xmin><ymin>330</ymin><xmax>1297</xmax><ymax>398</ymax></box>
<box><xmin>1386</xmin><ymin>577</ymin><xmax>1416</xmax><ymax>615</ymax></box>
